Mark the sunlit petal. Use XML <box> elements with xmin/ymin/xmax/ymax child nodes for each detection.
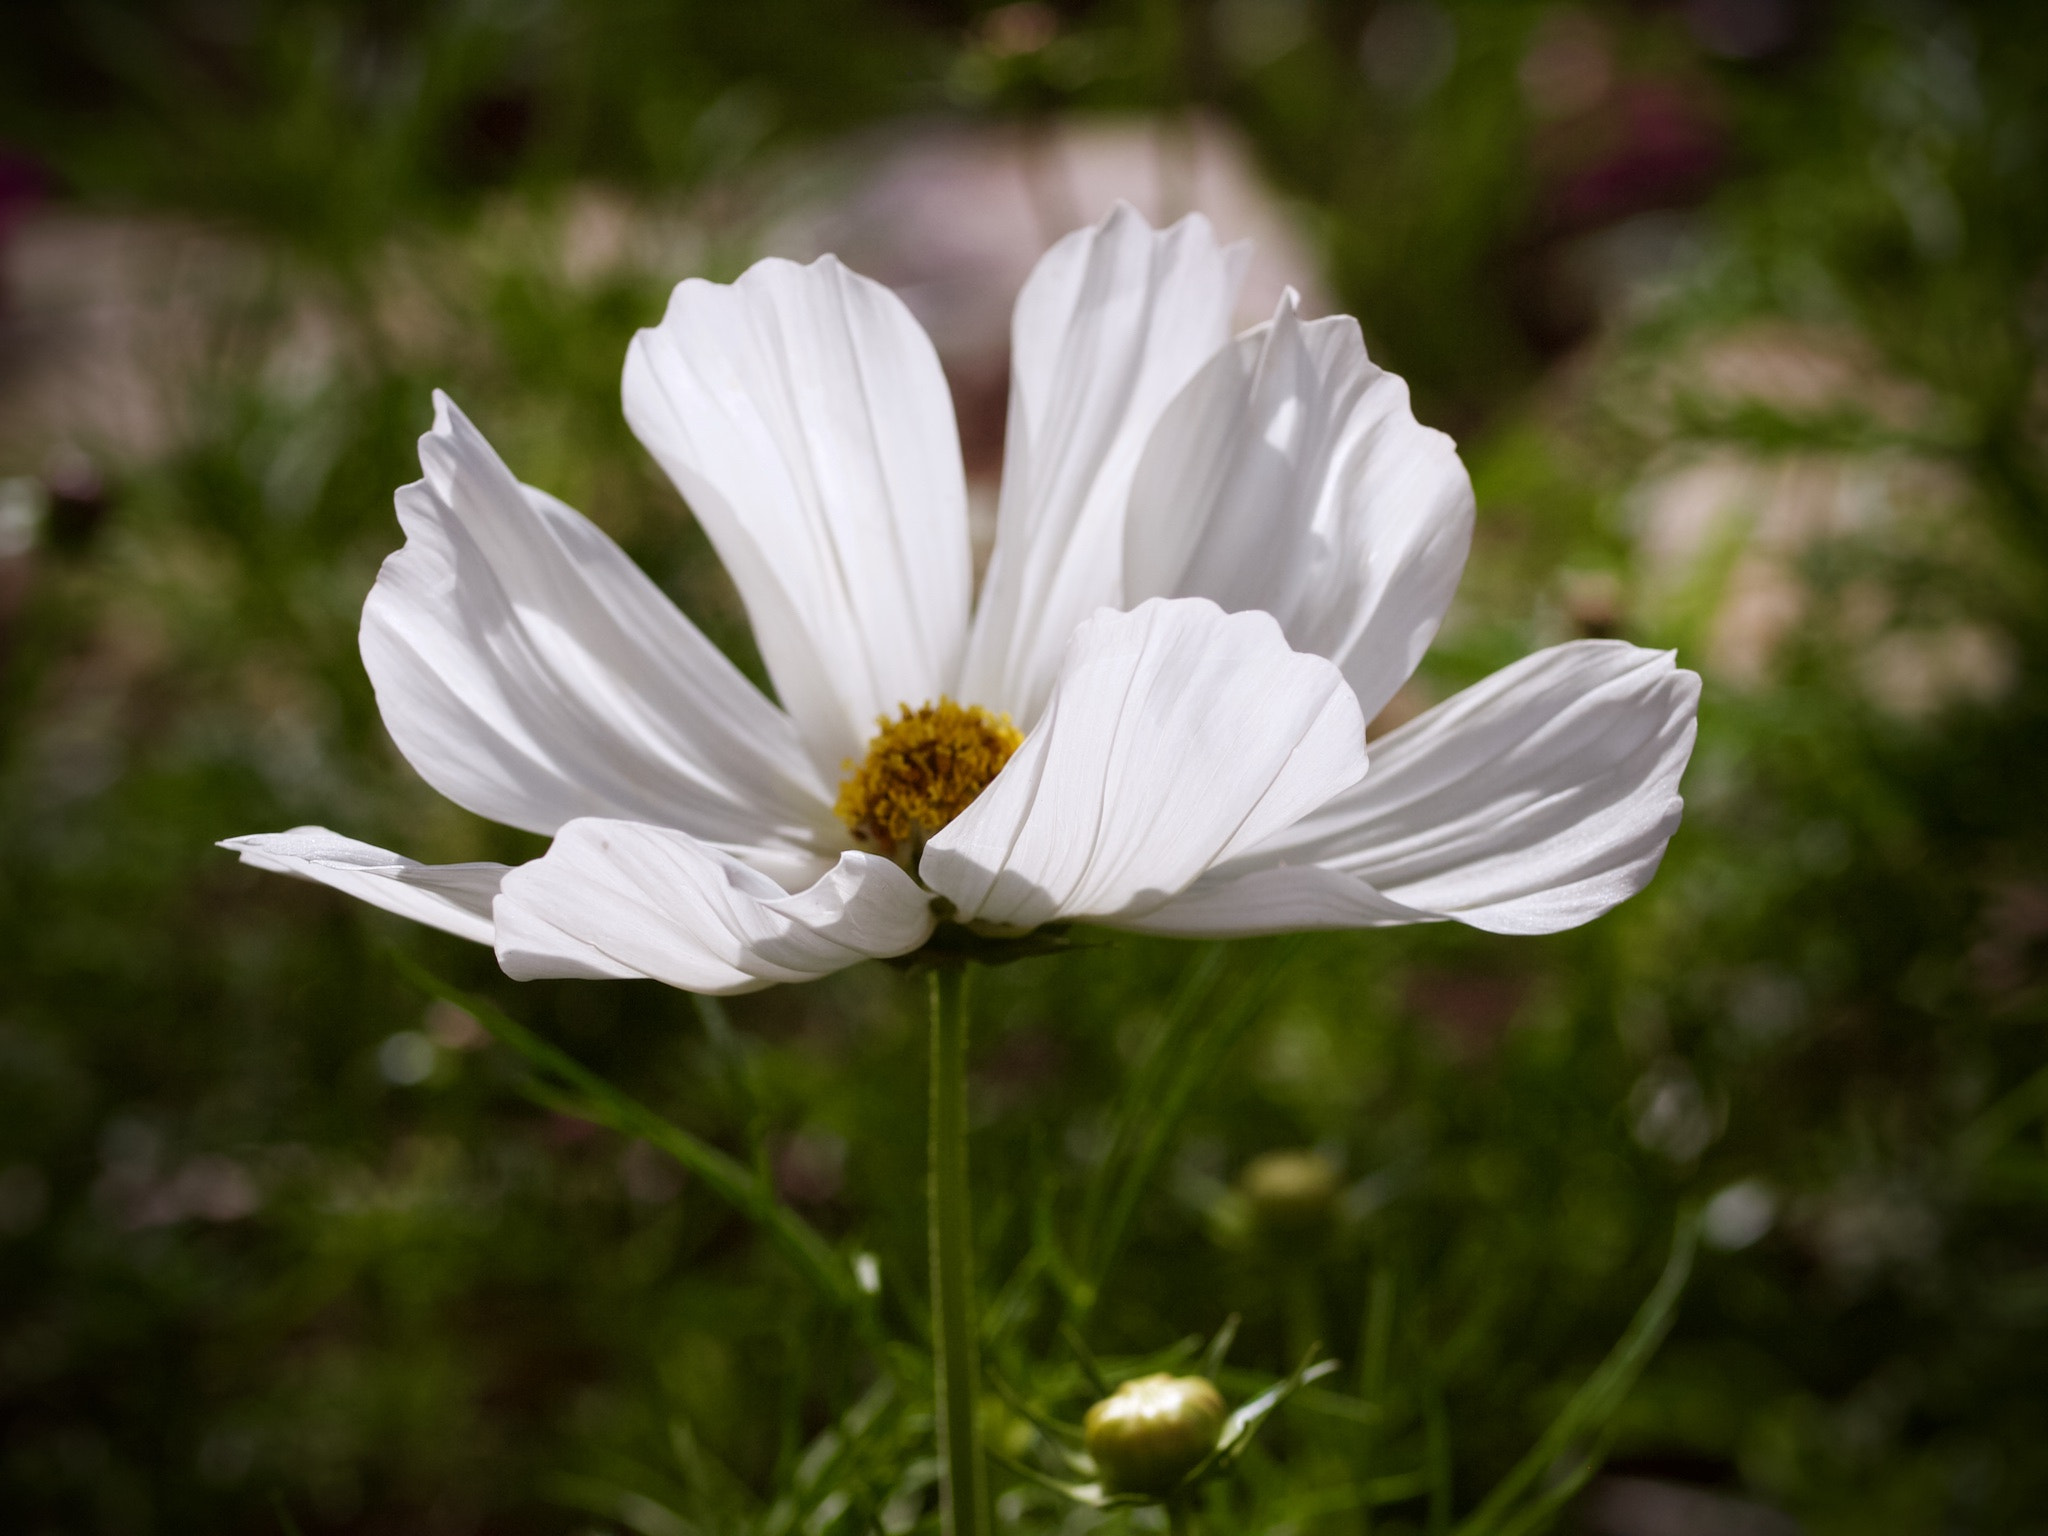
<box><xmin>495</xmin><ymin>819</ymin><xmax>937</xmax><ymax>994</ymax></box>
<box><xmin>1125</xmin><ymin>292</ymin><xmax>1473</xmax><ymax>725</ymax></box>
<box><xmin>1136</xmin><ymin>642</ymin><xmax>1699</xmax><ymax>935</ymax></box>
<box><xmin>924</xmin><ymin>598</ymin><xmax>1365</xmax><ymax>929</ymax></box>
<box><xmin>220</xmin><ymin>827</ymin><xmax>507</xmax><ymax>946</ymax></box>
<box><xmin>363</xmin><ymin>394</ymin><xmax>834</xmax><ymax>887</ymax></box>
<box><xmin>625</xmin><ymin>256</ymin><xmax>972</xmax><ymax>775</ymax></box>
<box><xmin>961</xmin><ymin>204</ymin><xmax>1250</xmax><ymax>727</ymax></box>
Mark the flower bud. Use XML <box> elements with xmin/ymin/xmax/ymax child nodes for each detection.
<box><xmin>1239</xmin><ymin>1149</ymin><xmax>1340</xmax><ymax>1235</ymax></box>
<box><xmin>1082</xmin><ymin>1373</ymin><xmax>1226</xmax><ymax>1496</ymax></box>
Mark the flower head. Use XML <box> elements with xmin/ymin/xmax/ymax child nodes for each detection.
<box><xmin>1083</xmin><ymin>1374</ymin><xmax>1227</xmax><ymax>1496</ymax></box>
<box><xmin>223</xmin><ymin>204</ymin><xmax>1699</xmax><ymax>993</ymax></box>
<box><xmin>835</xmin><ymin>701</ymin><xmax>1023</xmax><ymax>866</ymax></box>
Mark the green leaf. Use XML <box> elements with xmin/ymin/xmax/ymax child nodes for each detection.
<box><xmin>1199</xmin><ymin>1314</ymin><xmax>1241</xmax><ymax>1381</ymax></box>
<box><xmin>390</xmin><ymin>953</ymin><xmax>881</xmax><ymax>1343</ymax></box>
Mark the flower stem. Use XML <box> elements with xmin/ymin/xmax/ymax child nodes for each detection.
<box><xmin>929</xmin><ymin>965</ymin><xmax>989</xmax><ymax>1536</ymax></box>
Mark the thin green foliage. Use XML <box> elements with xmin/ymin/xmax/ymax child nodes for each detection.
<box><xmin>1453</xmin><ymin>1213</ymin><xmax>1703</xmax><ymax>1536</ymax></box>
<box><xmin>1077</xmin><ymin>940</ymin><xmax>1300</xmax><ymax>1298</ymax></box>
<box><xmin>391</xmin><ymin>953</ymin><xmax>878</xmax><ymax>1338</ymax></box>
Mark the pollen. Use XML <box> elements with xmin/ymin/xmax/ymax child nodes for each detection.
<box><xmin>835</xmin><ymin>698</ymin><xmax>1023</xmax><ymax>861</ymax></box>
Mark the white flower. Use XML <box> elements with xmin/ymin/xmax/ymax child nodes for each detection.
<box><xmin>224</xmin><ymin>205</ymin><xmax>1698</xmax><ymax>994</ymax></box>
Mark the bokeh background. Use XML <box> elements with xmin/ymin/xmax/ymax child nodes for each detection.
<box><xmin>3</xmin><ymin>1</ymin><xmax>2047</xmax><ymax>1532</ymax></box>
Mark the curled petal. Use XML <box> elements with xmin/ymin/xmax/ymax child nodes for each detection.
<box><xmin>924</xmin><ymin>598</ymin><xmax>1366</xmax><ymax>930</ymax></box>
<box><xmin>1136</xmin><ymin>642</ymin><xmax>1700</xmax><ymax>936</ymax></box>
<box><xmin>220</xmin><ymin>828</ymin><xmax>507</xmax><ymax>945</ymax></box>
<box><xmin>363</xmin><ymin>394</ymin><xmax>832</xmax><ymax>886</ymax></box>
<box><xmin>494</xmin><ymin>820</ymin><xmax>937</xmax><ymax>995</ymax></box>
<box><xmin>625</xmin><ymin>256</ymin><xmax>972</xmax><ymax>775</ymax></box>
<box><xmin>1125</xmin><ymin>292</ymin><xmax>1473</xmax><ymax>725</ymax></box>
<box><xmin>961</xmin><ymin>204</ymin><xmax>1250</xmax><ymax>727</ymax></box>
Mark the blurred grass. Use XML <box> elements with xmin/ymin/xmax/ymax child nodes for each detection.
<box><xmin>1</xmin><ymin>1</ymin><xmax>2047</xmax><ymax>1533</ymax></box>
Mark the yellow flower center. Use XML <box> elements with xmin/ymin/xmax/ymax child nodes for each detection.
<box><xmin>836</xmin><ymin>699</ymin><xmax>1022</xmax><ymax>864</ymax></box>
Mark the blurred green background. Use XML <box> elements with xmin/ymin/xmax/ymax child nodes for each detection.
<box><xmin>2</xmin><ymin>1</ymin><xmax>2046</xmax><ymax>1532</ymax></box>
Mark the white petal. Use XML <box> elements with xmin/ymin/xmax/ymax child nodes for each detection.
<box><xmin>221</xmin><ymin>827</ymin><xmax>507</xmax><ymax>945</ymax></box>
<box><xmin>923</xmin><ymin>598</ymin><xmax>1365</xmax><ymax>929</ymax></box>
<box><xmin>362</xmin><ymin>394</ymin><xmax>834</xmax><ymax>887</ymax></box>
<box><xmin>624</xmin><ymin>256</ymin><xmax>972</xmax><ymax>775</ymax></box>
<box><xmin>493</xmin><ymin>819</ymin><xmax>937</xmax><ymax>995</ymax></box>
<box><xmin>1146</xmin><ymin>642</ymin><xmax>1699</xmax><ymax>935</ymax></box>
<box><xmin>960</xmin><ymin>205</ymin><xmax>1250</xmax><ymax>727</ymax></box>
<box><xmin>1124</xmin><ymin>292</ymin><xmax>1474</xmax><ymax>725</ymax></box>
<box><xmin>1118</xmin><ymin>863</ymin><xmax>1432</xmax><ymax>937</ymax></box>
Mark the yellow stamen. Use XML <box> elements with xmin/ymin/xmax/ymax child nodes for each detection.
<box><xmin>836</xmin><ymin>698</ymin><xmax>1022</xmax><ymax>862</ymax></box>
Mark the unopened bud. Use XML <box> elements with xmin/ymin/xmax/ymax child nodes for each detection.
<box><xmin>1083</xmin><ymin>1373</ymin><xmax>1226</xmax><ymax>1496</ymax></box>
<box><xmin>1239</xmin><ymin>1149</ymin><xmax>1339</xmax><ymax>1235</ymax></box>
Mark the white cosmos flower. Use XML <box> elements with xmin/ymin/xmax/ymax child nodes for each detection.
<box><xmin>223</xmin><ymin>204</ymin><xmax>1699</xmax><ymax>995</ymax></box>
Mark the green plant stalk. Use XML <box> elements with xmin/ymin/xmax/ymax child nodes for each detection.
<box><xmin>1082</xmin><ymin>938</ymin><xmax>1298</xmax><ymax>1296</ymax></box>
<box><xmin>393</xmin><ymin>955</ymin><xmax>877</xmax><ymax>1342</ymax></box>
<box><xmin>929</xmin><ymin>966</ymin><xmax>990</xmax><ymax>1536</ymax></box>
<box><xmin>1452</xmin><ymin>1211</ymin><xmax>1701</xmax><ymax>1536</ymax></box>
<box><xmin>1356</xmin><ymin>1265</ymin><xmax>1397</xmax><ymax>1536</ymax></box>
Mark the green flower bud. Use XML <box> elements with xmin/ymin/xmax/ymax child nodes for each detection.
<box><xmin>1083</xmin><ymin>1373</ymin><xmax>1227</xmax><ymax>1496</ymax></box>
<box><xmin>1239</xmin><ymin>1149</ymin><xmax>1340</xmax><ymax>1234</ymax></box>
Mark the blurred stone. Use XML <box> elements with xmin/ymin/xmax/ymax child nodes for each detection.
<box><xmin>782</xmin><ymin>114</ymin><xmax>1328</xmax><ymax>568</ymax></box>
<box><xmin>794</xmin><ymin>114</ymin><xmax>1323</xmax><ymax>379</ymax></box>
<box><xmin>1628</xmin><ymin>323</ymin><xmax>2011</xmax><ymax>716</ymax></box>
<box><xmin>0</xmin><ymin>209</ymin><xmax>259</xmax><ymax>467</ymax></box>
<box><xmin>1858</xmin><ymin>622</ymin><xmax>2013</xmax><ymax>721</ymax></box>
<box><xmin>1581</xmin><ymin>1475</ymin><xmax>1800</xmax><ymax>1536</ymax></box>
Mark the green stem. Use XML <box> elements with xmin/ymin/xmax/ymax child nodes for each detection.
<box><xmin>1356</xmin><ymin>1265</ymin><xmax>1396</xmax><ymax>1536</ymax></box>
<box><xmin>929</xmin><ymin>966</ymin><xmax>989</xmax><ymax>1536</ymax></box>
